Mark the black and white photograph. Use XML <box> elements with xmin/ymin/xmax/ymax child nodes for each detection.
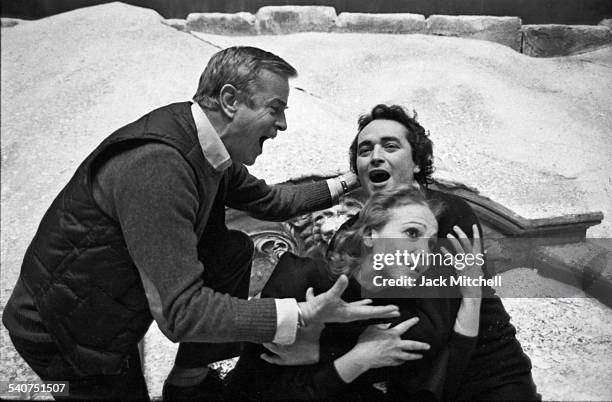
<box><xmin>1</xmin><ymin>0</ymin><xmax>611</xmax><ymax>400</ymax></box>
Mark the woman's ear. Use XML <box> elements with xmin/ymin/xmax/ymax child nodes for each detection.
<box><xmin>219</xmin><ymin>84</ymin><xmax>239</xmax><ymax>118</ymax></box>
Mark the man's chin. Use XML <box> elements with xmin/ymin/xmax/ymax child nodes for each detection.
<box><xmin>366</xmin><ymin>180</ymin><xmax>392</xmax><ymax>194</ymax></box>
<box><xmin>243</xmin><ymin>151</ymin><xmax>261</xmax><ymax>166</ymax></box>
<box><xmin>238</xmin><ymin>156</ymin><xmax>255</xmax><ymax>166</ymax></box>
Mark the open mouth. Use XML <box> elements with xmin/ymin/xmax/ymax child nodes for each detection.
<box><xmin>259</xmin><ymin>137</ymin><xmax>268</xmax><ymax>148</ymax></box>
<box><xmin>369</xmin><ymin>170</ymin><xmax>391</xmax><ymax>183</ymax></box>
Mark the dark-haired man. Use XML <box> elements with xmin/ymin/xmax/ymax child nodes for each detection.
<box><xmin>3</xmin><ymin>47</ymin><xmax>400</xmax><ymax>400</ymax></box>
<box><xmin>268</xmin><ymin>104</ymin><xmax>539</xmax><ymax>400</ymax></box>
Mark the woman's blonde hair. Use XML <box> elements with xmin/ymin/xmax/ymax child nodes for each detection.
<box><xmin>326</xmin><ymin>186</ymin><xmax>443</xmax><ymax>277</ymax></box>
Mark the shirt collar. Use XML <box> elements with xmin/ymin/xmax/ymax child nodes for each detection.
<box><xmin>190</xmin><ymin>102</ymin><xmax>232</xmax><ymax>172</ymax></box>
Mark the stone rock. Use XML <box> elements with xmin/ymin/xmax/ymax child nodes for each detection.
<box><xmin>256</xmin><ymin>6</ymin><xmax>336</xmax><ymax>35</ymax></box>
<box><xmin>599</xmin><ymin>19</ymin><xmax>612</xmax><ymax>29</ymax></box>
<box><xmin>334</xmin><ymin>12</ymin><xmax>425</xmax><ymax>34</ymax></box>
<box><xmin>532</xmin><ymin>242</ymin><xmax>612</xmax><ymax>307</ymax></box>
<box><xmin>186</xmin><ymin>12</ymin><xmax>257</xmax><ymax>35</ymax></box>
<box><xmin>1</xmin><ymin>18</ymin><xmax>23</xmax><ymax>28</ymax></box>
<box><xmin>426</xmin><ymin>15</ymin><xmax>522</xmax><ymax>51</ymax></box>
<box><xmin>522</xmin><ymin>24</ymin><xmax>612</xmax><ymax>57</ymax></box>
<box><xmin>162</xmin><ymin>18</ymin><xmax>186</xmax><ymax>31</ymax></box>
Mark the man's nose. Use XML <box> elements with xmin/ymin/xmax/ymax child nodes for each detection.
<box><xmin>275</xmin><ymin>113</ymin><xmax>287</xmax><ymax>131</ymax></box>
<box><xmin>370</xmin><ymin>145</ymin><xmax>384</xmax><ymax>163</ymax></box>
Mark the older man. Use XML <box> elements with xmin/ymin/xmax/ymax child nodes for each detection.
<box><xmin>2</xmin><ymin>47</ymin><xmax>400</xmax><ymax>400</ymax></box>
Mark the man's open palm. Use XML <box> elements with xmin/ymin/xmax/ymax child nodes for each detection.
<box><xmin>298</xmin><ymin>275</ymin><xmax>399</xmax><ymax>325</ymax></box>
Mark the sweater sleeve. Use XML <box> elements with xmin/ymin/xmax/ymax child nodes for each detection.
<box><xmin>225</xmin><ymin>162</ymin><xmax>333</xmax><ymax>221</ymax></box>
<box><xmin>251</xmin><ymin>362</ymin><xmax>351</xmax><ymax>400</ymax></box>
<box><xmin>92</xmin><ymin>143</ymin><xmax>277</xmax><ymax>343</ymax></box>
<box><xmin>231</xmin><ymin>326</ymin><xmax>365</xmax><ymax>400</ymax></box>
<box><xmin>443</xmin><ymin>331</ymin><xmax>478</xmax><ymax>400</ymax></box>
<box><xmin>433</xmin><ymin>192</ymin><xmax>485</xmax><ymax>263</ymax></box>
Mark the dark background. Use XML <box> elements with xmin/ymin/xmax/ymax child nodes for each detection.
<box><xmin>2</xmin><ymin>0</ymin><xmax>612</xmax><ymax>24</ymax></box>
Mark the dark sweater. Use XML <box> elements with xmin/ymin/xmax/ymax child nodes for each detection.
<box><xmin>423</xmin><ymin>189</ymin><xmax>539</xmax><ymax>400</ymax></box>
<box><xmin>228</xmin><ymin>187</ymin><xmax>538</xmax><ymax>401</ymax></box>
<box><xmin>4</xmin><ymin>103</ymin><xmax>334</xmax><ymax>354</ymax></box>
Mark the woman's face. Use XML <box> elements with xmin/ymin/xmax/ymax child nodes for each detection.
<box><xmin>366</xmin><ymin>203</ymin><xmax>438</xmax><ymax>284</ymax></box>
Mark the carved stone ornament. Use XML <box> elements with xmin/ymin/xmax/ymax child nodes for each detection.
<box><xmin>249</xmin><ymin>226</ymin><xmax>298</xmax><ymax>296</ymax></box>
<box><xmin>287</xmin><ymin>196</ymin><xmax>364</xmax><ymax>258</ymax></box>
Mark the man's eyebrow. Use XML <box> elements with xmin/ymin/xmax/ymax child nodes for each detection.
<box><xmin>379</xmin><ymin>136</ymin><xmax>402</xmax><ymax>142</ymax></box>
<box><xmin>358</xmin><ymin>136</ymin><xmax>402</xmax><ymax>146</ymax></box>
<box><xmin>267</xmin><ymin>98</ymin><xmax>287</xmax><ymax>107</ymax></box>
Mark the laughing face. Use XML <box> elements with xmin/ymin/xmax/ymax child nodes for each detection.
<box><xmin>223</xmin><ymin>69</ymin><xmax>289</xmax><ymax>166</ymax></box>
<box><xmin>355</xmin><ymin>119</ymin><xmax>419</xmax><ymax>195</ymax></box>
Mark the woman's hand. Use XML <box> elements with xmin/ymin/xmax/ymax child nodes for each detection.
<box><xmin>353</xmin><ymin>317</ymin><xmax>429</xmax><ymax>368</ymax></box>
<box><xmin>440</xmin><ymin>224</ymin><xmax>483</xmax><ymax>336</ymax></box>
<box><xmin>440</xmin><ymin>224</ymin><xmax>484</xmax><ymax>298</ymax></box>
<box><xmin>333</xmin><ymin>317</ymin><xmax>429</xmax><ymax>383</ymax></box>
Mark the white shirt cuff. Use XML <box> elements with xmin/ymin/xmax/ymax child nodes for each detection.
<box><xmin>326</xmin><ymin>178</ymin><xmax>343</xmax><ymax>205</ymax></box>
<box><xmin>273</xmin><ymin>298</ymin><xmax>298</xmax><ymax>345</ymax></box>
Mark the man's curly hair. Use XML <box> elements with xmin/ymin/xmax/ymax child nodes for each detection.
<box><xmin>349</xmin><ymin>104</ymin><xmax>434</xmax><ymax>186</ymax></box>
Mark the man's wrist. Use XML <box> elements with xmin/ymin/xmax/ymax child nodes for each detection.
<box><xmin>327</xmin><ymin>172</ymin><xmax>360</xmax><ymax>205</ymax></box>
<box><xmin>297</xmin><ymin>301</ymin><xmax>313</xmax><ymax>327</ymax></box>
<box><xmin>339</xmin><ymin>172</ymin><xmax>359</xmax><ymax>193</ymax></box>
<box><xmin>296</xmin><ymin>303</ymin><xmax>307</xmax><ymax>327</ymax></box>
<box><xmin>339</xmin><ymin>178</ymin><xmax>349</xmax><ymax>194</ymax></box>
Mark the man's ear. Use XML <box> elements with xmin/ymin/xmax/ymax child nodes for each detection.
<box><xmin>219</xmin><ymin>84</ymin><xmax>240</xmax><ymax>118</ymax></box>
<box><xmin>413</xmin><ymin>165</ymin><xmax>421</xmax><ymax>174</ymax></box>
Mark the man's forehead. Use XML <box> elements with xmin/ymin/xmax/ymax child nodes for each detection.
<box><xmin>358</xmin><ymin>119</ymin><xmax>409</xmax><ymax>143</ymax></box>
<box><xmin>253</xmin><ymin>69</ymin><xmax>289</xmax><ymax>92</ymax></box>
<box><xmin>357</xmin><ymin>131</ymin><xmax>408</xmax><ymax>145</ymax></box>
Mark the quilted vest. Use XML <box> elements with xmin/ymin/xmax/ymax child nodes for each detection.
<box><xmin>19</xmin><ymin>102</ymin><xmax>223</xmax><ymax>376</ymax></box>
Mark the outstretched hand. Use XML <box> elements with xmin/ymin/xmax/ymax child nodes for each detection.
<box><xmin>298</xmin><ymin>275</ymin><xmax>400</xmax><ymax>325</ymax></box>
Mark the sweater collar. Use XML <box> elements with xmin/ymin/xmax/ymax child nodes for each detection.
<box><xmin>190</xmin><ymin>102</ymin><xmax>232</xmax><ymax>172</ymax></box>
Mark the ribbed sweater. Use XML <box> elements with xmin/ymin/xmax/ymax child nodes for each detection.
<box><xmin>4</xmin><ymin>142</ymin><xmax>333</xmax><ymax>347</ymax></box>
